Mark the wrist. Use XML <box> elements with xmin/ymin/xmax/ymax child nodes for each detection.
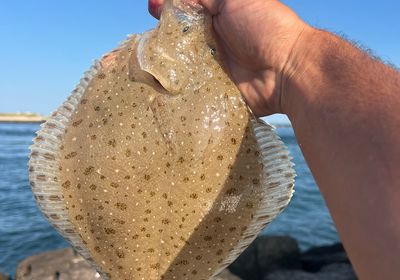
<box><xmin>280</xmin><ymin>27</ymin><xmax>329</xmax><ymax>119</ymax></box>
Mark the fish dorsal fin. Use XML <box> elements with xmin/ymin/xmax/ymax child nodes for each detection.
<box><xmin>211</xmin><ymin>119</ymin><xmax>295</xmax><ymax>278</ymax></box>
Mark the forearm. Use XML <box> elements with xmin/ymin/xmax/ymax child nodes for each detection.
<box><xmin>285</xmin><ymin>28</ymin><xmax>400</xmax><ymax>279</ymax></box>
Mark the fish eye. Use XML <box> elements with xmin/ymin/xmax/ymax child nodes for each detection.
<box><xmin>210</xmin><ymin>47</ymin><xmax>217</xmax><ymax>56</ymax></box>
<box><xmin>182</xmin><ymin>26</ymin><xmax>190</xmax><ymax>33</ymax></box>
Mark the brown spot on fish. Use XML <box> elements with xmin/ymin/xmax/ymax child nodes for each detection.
<box><xmin>62</xmin><ymin>180</ymin><xmax>71</xmax><ymax>189</ymax></box>
<box><xmin>110</xmin><ymin>182</ymin><xmax>120</xmax><ymax>188</ymax></box>
<box><xmin>64</xmin><ymin>152</ymin><xmax>77</xmax><ymax>159</ymax></box>
<box><xmin>108</xmin><ymin>139</ymin><xmax>116</xmax><ymax>147</ymax></box>
<box><xmin>83</xmin><ymin>166</ymin><xmax>94</xmax><ymax>175</ymax></box>
<box><xmin>124</xmin><ymin>149</ymin><xmax>132</xmax><ymax>157</ymax></box>
<box><xmin>150</xmin><ymin>263</ymin><xmax>160</xmax><ymax>270</ymax></box>
<box><xmin>214</xmin><ymin>217</ymin><xmax>222</xmax><ymax>223</ymax></box>
<box><xmin>116</xmin><ymin>250</ymin><xmax>125</xmax><ymax>259</ymax></box>
<box><xmin>104</xmin><ymin>228</ymin><xmax>116</xmax><ymax>234</ymax></box>
<box><xmin>97</xmin><ymin>73</ymin><xmax>106</xmax><ymax>79</ymax></box>
<box><xmin>114</xmin><ymin>202</ymin><xmax>127</xmax><ymax>211</ymax></box>
<box><xmin>269</xmin><ymin>182</ymin><xmax>280</xmax><ymax>188</ymax></box>
<box><xmin>252</xmin><ymin>178</ymin><xmax>260</xmax><ymax>185</ymax></box>
<box><xmin>189</xmin><ymin>193</ymin><xmax>198</xmax><ymax>199</ymax></box>
<box><xmin>62</xmin><ymin>105</ymin><xmax>72</xmax><ymax>112</ymax></box>
<box><xmin>36</xmin><ymin>174</ymin><xmax>46</xmax><ymax>181</ymax></box>
<box><xmin>204</xmin><ymin>236</ymin><xmax>212</xmax><ymax>241</ymax></box>
<box><xmin>72</xmin><ymin>119</ymin><xmax>83</xmax><ymax>127</ymax></box>
<box><xmin>34</xmin><ymin>136</ymin><xmax>44</xmax><ymax>142</ymax></box>
<box><xmin>246</xmin><ymin>202</ymin><xmax>254</xmax><ymax>209</ymax></box>
<box><xmin>49</xmin><ymin>195</ymin><xmax>61</xmax><ymax>201</ymax></box>
<box><xmin>49</xmin><ymin>214</ymin><xmax>60</xmax><ymax>220</ymax></box>
<box><xmin>226</xmin><ymin>188</ymin><xmax>238</xmax><ymax>195</ymax></box>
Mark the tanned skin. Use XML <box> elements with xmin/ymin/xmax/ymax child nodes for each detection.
<box><xmin>149</xmin><ymin>0</ymin><xmax>400</xmax><ymax>279</ymax></box>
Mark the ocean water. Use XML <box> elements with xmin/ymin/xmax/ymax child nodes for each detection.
<box><xmin>0</xmin><ymin>122</ymin><xmax>339</xmax><ymax>276</ymax></box>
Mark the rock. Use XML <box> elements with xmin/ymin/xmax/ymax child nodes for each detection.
<box><xmin>301</xmin><ymin>243</ymin><xmax>350</xmax><ymax>272</ymax></box>
<box><xmin>319</xmin><ymin>263</ymin><xmax>357</xmax><ymax>280</ymax></box>
<box><xmin>256</xmin><ymin>236</ymin><xmax>301</xmax><ymax>272</ymax></box>
<box><xmin>0</xmin><ymin>272</ymin><xmax>11</xmax><ymax>280</ymax></box>
<box><xmin>15</xmin><ymin>248</ymin><xmax>100</xmax><ymax>280</ymax></box>
<box><xmin>228</xmin><ymin>241</ymin><xmax>258</xmax><ymax>280</ymax></box>
<box><xmin>214</xmin><ymin>269</ymin><xmax>243</xmax><ymax>280</ymax></box>
<box><xmin>264</xmin><ymin>270</ymin><xmax>319</xmax><ymax>280</ymax></box>
<box><xmin>229</xmin><ymin>236</ymin><xmax>301</xmax><ymax>280</ymax></box>
<box><xmin>264</xmin><ymin>263</ymin><xmax>358</xmax><ymax>280</ymax></box>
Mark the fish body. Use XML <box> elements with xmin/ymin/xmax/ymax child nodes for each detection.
<box><xmin>29</xmin><ymin>1</ymin><xmax>295</xmax><ymax>279</ymax></box>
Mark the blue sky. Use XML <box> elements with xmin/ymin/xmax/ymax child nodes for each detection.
<box><xmin>0</xmin><ymin>0</ymin><xmax>399</xmax><ymax>124</ymax></box>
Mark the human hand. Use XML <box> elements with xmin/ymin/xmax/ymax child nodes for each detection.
<box><xmin>148</xmin><ymin>0</ymin><xmax>312</xmax><ymax>117</ymax></box>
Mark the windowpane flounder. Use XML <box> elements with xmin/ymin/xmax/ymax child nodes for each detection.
<box><xmin>29</xmin><ymin>1</ymin><xmax>295</xmax><ymax>279</ymax></box>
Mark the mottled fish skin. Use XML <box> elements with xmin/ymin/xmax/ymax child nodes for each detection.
<box><xmin>60</xmin><ymin>36</ymin><xmax>264</xmax><ymax>280</ymax></box>
<box><xmin>28</xmin><ymin>1</ymin><xmax>295</xmax><ymax>280</ymax></box>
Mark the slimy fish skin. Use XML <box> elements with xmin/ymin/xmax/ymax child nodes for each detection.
<box><xmin>28</xmin><ymin>1</ymin><xmax>295</xmax><ymax>279</ymax></box>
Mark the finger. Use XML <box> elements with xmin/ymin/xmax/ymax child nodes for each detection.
<box><xmin>148</xmin><ymin>0</ymin><xmax>164</xmax><ymax>19</ymax></box>
<box><xmin>200</xmin><ymin>0</ymin><xmax>221</xmax><ymax>15</ymax></box>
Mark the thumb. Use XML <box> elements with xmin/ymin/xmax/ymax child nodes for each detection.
<box><xmin>149</xmin><ymin>0</ymin><xmax>220</xmax><ymax>19</ymax></box>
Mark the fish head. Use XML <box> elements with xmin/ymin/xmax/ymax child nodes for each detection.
<box><xmin>136</xmin><ymin>0</ymin><xmax>218</xmax><ymax>95</ymax></box>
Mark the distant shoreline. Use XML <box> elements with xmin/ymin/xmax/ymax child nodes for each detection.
<box><xmin>0</xmin><ymin>115</ymin><xmax>47</xmax><ymax>123</ymax></box>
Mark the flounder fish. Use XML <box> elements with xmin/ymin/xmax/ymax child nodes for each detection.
<box><xmin>28</xmin><ymin>1</ymin><xmax>295</xmax><ymax>279</ymax></box>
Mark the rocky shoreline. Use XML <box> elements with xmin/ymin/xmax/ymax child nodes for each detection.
<box><xmin>2</xmin><ymin>236</ymin><xmax>357</xmax><ymax>280</ymax></box>
<box><xmin>228</xmin><ymin>236</ymin><xmax>357</xmax><ymax>280</ymax></box>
